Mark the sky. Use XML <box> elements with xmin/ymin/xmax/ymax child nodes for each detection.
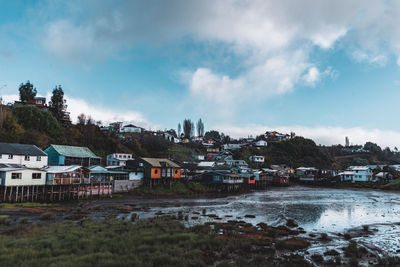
<box><xmin>1</xmin><ymin>0</ymin><xmax>400</xmax><ymax>148</ymax></box>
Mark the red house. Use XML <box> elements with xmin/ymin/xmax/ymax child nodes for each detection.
<box><xmin>29</xmin><ymin>97</ymin><xmax>46</xmax><ymax>108</ymax></box>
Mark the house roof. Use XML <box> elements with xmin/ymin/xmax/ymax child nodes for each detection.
<box><xmin>0</xmin><ymin>143</ymin><xmax>47</xmax><ymax>156</ymax></box>
<box><xmin>45</xmin><ymin>165</ymin><xmax>83</xmax><ymax>173</ymax></box>
<box><xmin>0</xmin><ymin>163</ymin><xmax>45</xmax><ymax>172</ymax></box>
<box><xmin>48</xmin><ymin>145</ymin><xmax>101</xmax><ymax>159</ymax></box>
<box><xmin>198</xmin><ymin>161</ymin><xmax>215</xmax><ymax>168</ymax></box>
<box><xmin>348</xmin><ymin>166</ymin><xmax>370</xmax><ymax>171</ymax></box>
<box><xmin>141</xmin><ymin>158</ymin><xmax>180</xmax><ymax>168</ymax></box>
<box><xmin>123</xmin><ymin>124</ymin><xmax>141</xmax><ymax>128</ymax></box>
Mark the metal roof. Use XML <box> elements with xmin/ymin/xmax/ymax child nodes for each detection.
<box><xmin>45</xmin><ymin>165</ymin><xmax>83</xmax><ymax>173</ymax></box>
<box><xmin>0</xmin><ymin>143</ymin><xmax>47</xmax><ymax>156</ymax></box>
<box><xmin>49</xmin><ymin>145</ymin><xmax>101</xmax><ymax>159</ymax></box>
<box><xmin>141</xmin><ymin>158</ymin><xmax>180</xmax><ymax>168</ymax></box>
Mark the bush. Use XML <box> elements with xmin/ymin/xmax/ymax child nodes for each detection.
<box><xmin>40</xmin><ymin>212</ymin><xmax>56</xmax><ymax>220</ymax></box>
<box><xmin>0</xmin><ymin>215</ymin><xmax>11</xmax><ymax>225</ymax></box>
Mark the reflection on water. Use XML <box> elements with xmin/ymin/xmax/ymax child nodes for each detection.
<box><xmin>134</xmin><ymin>186</ymin><xmax>400</xmax><ymax>234</ymax></box>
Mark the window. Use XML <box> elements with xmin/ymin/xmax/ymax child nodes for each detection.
<box><xmin>154</xmin><ymin>169</ymin><xmax>158</xmax><ymax>174</ymax></box>
<box><xmin>8</xmin><ymin>154</ymin><xmax>13</xmax><ymax>159</ymax></box>
<box><xmin>11</xmin><ymin>173</ymin><xmax>22</xmax><ymax>179</ymax></box>
<box><xmin>175</xmin><ymin>170</ymin><xmax>178</xmax><ymax>174</ymax></box>
<box><xmin>37</xmin><ymin>156</ymin><xmax>41</xmax><ymax>161</ymax></box>
<box><xmin>32</xmin><ymin>173</ymin><xmax>42</xmax><ymax>179</ymax></box>
<box><xmin>25</xmin><ymin>155</ymin><xmax>30</xmax><ymax>161</ymax></box>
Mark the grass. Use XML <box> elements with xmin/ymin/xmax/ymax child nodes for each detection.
<box><xmin>0</xmin><ymin>216</ymin><xmax>311</xmax><ymax>266</ymax></box>
<box><xmin>0</xmin><ymin>202</ymin><xmax>54</xmax><ymax>208</ymax></box>
<box><xmin>0</xmin><ymin>216</ymin><xmax>223</xmax><ymax>266</ymax></box>
<box><xmin>381</xmin><ymin>178</ymin><xmax>400</xmax><ymax>190</ymax></box>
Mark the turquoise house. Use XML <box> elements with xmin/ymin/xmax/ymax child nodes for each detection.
<box><xmin>44</xmin><ymin>145</ymin><xmax>101</xmax><ymax>167</ymax></box>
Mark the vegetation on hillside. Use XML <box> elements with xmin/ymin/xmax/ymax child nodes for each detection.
<box><xmin>233</xmin><ymin>137</ymin><xmax>333</xmax><ymax>169</ymax></box>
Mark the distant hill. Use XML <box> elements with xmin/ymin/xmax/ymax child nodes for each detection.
<box><xmin>233</xmin><ymin>137</ymin><xmax>333</xmax><ymax>169</ymax></box>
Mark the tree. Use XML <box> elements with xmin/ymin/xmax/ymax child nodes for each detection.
<box><xmin>191</xmin><ymin>121</ymin><xmax>195</xmax><ymax>137</ymax></box>
<box><xmin>18</xmin><ymin>81</ymin><xmax>37</xmax><ymax>103</ymax></box>
<box><xmin>183</xmin><ymin>119</ymin><xmax>192</xmax><ymax>138</ymax></box>
<box><xmin>177</xmin><ymin>123</ymin><xmax>182</xmax><ymax>137</ymax></box>
<box><xmin>49</xmin><ymin>85</ymin><xmax>68</xmax><ymax>122</ymax></box>
<box><xmin>204</xmin><ymin>130</ymin><xmax>221</xmax><ymax>141</ymax></box>
<box><xmin>77</xmin><ymin>114</ymin><xmax>86</xmax><ymax>125</ymax></box>
<box><xmin>364</xmin><ymin>142</ymin><xmax>382</xmax><ymax>154</ymax></box>
<box><xmin>196</xmin><ymin>118</ymin><xmax>204</xmax><ymax>137</ymax></box>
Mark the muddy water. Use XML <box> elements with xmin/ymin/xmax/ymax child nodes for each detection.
<box><xmin>119</xmin><ymin>186</ymin><xmax>400</xmax><ymax>256</ymax></box>
<box><xmin>129</xmin><ymin>187</ymin><xmax>400</xmax><ymax>231</ymax></box>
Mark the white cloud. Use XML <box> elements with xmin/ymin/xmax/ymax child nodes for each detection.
<box><xmin>1</xmin><ymin>93</ymin><xmax>154</xmax><ymax>130</ymax></box>
<box><xmin>303</xmin><ymin>67</ymin><xmax>320</xmax><ymax>86</ymax></box>
<box><xmin>216</xmin><ymin>124</ymin><xmax>400</xmax><ymax>149</ymax></box>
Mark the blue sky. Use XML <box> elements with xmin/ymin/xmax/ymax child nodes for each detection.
<box><xmin>1</xmin><ymin>0</ymin><xmax>400</xmax><ymax>147</ymax></box>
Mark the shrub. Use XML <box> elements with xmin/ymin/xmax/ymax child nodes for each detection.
<box><xmin>40</xmin><ymin>212</ymin><xmax>56</xmax><ymax>220</ymax></box>
<box><xmin>0</xmin><ymin>215</ymin><xmax>11</xmax><ymax>225</ymax></box>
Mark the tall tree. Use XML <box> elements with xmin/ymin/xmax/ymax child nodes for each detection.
<box><xmin>177</xmin><ymin>123</ymin><xmax>182</xmax><ymax>137</ymax></box>
<box><xmin>183</xmin><ymin>119</ymin><xmax>192</xmax><ymax>138</ymax></box>
<box><xmin>191</xmin><ymin>121</ymin><xmax>195</xmax><ymax>137</ymax></box>
<box><xmin>18</xmin><ymin>81</ymin><xmax>37</xmax><ymax>103</ymax></box>
<box><xmin>49</xmin><ymin>85</ymin><xmax>67</xmax><ymax>122</ymax></box>
<box><xmin>196</xmin><ymin>118</ymin><xmax>204</xmax><ymax>137</ymax></box>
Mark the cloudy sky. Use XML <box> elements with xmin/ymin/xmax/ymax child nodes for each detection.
<box><xmin>1</xmin><ymin>0</ymin><xmax>400</xmax><ymax>147</ymax></box>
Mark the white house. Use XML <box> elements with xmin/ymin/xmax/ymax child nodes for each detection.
<box><xmin>0</xmin><ymin>143</ymin><xmax>48</xmax><ymax>168</ymax></box>
<box><xmin>223</xmin><ymin>144</ymin><xmax>242</xmax><ymax>150</ymax></box>
<box><xmin>339</xmin><ymin>166</ymin><xmax>374</xmax><ymax>182</ymax></box>
<box><xmin>106</xmin><ymin>153</ymin><xmax>134</xmax><ymax>166</ymax></box>
<box><xmin>249</xmin><ymin>155</ymin><xmax>265</xmax><ymax>163</ymax></box>
<box><xmin>0</xmin><ymin>164</ymin><xmax>46</xmax><ymax>186</ymax></box>
<box><xmin>194</xmin><ymin>155</ymin><xmax>205</xmax><ymax>161</ymax></box>
<box><xmin>253</xmin><ymin>140</ymin><xmax>268</xmax><ymax>147</ymax></box>
<box><xmin>119</xmin><ymin>124</ymin><xmax>144</xmax><ymax>133</ymax></box>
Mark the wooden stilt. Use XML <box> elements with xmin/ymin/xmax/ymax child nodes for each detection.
<box><xmin>9</xmin><ymin>186</ymin><xmax>13</xmax><ymax>202</ymax></box>
<box><xmin>3</xmin><ymin>187</ymin><xmax>7</xmax><ymax>202</ymax></box>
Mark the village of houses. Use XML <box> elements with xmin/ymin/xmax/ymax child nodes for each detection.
<box><xmin>0</xmin><ymin>116</ymin><xmax>398</xmax><ymax>203</ymax></box>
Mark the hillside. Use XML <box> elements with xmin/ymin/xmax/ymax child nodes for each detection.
<box><xmin>0</xmin><ymin>104</ymin><xmax>202</xmax><ymax>162</ymax></box>
<box><xmin>233</xmin><ymin>137</ymin><xmax>333</xmax><ymax>169</ymax></box>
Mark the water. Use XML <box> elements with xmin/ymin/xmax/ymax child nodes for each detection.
<box><xmin>132</xmin><ymin>186</ymin><xmax>400</xmax><ymax>232</ymax></box>
<box><xmin>125</xmin><ymin>186</ymin><xmax>400</xmax><ymax>255</ymax></box>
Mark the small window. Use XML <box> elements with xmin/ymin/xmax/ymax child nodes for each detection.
<box><xmin>8</xmin><ymin>154</ymin><xmax>13</xmax><ymax>159</ymax></box>
<box><xmin>175</xmin><ymin>170</ymin><xmax>178</xmax><ymax>174</ymax></box>
<box><xmin>25</xmin><ymin>155</ymin><xmax>30</xmax><ymax>161</ymax></box>
<box><xmin>37</xmin><ymin>156</ymin><xmax>41</xmax><ymax>161</ymax></box>
<box><xmin>32</xmin><ymin>173</ymin><xmax>42</xmax><ymax>179</ymax></box>
<box><xmin>11</xmin><ymin>173</ymin><xmax>22</xmax><ymax>179</ymax></box>
<box><xmin>154</xmin><ymin>169</ymin><xmax>158</xmax><ymax>174</ymax></box>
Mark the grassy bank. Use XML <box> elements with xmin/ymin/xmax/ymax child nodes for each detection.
<box><xmin>381</xmin><ymin>178</ymin><xmax>400</xmax><ymax>190</ymax></box>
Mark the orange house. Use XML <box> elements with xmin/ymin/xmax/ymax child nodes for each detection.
<box><xmin>244</xmin><ymin>176</ymin><xmax>256</xmax><ymax>184</ymax></box>
<box><xmin>127</xmin><ymin>158</ymin><xmax>181</xmax><ymax>181</ymax></box>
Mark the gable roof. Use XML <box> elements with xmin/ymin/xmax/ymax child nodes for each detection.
<box><xmin>141</xmin><ymin>158</ymin><xmax>180</xmax><ymax>168</ymax></box>
<box><xmin>48</xmin><ymin>145</ymin><xmax>101</xmax><ymax>159</ymax></box>
<box><xmin>0</xmin><ymin>143</ymin><xmax>47</xmax><ymax>156</ymax></box>
<box><xmin>123</xmin><ymin>124</ymin><xmax>141</xmax><ymax>128</ymax></box>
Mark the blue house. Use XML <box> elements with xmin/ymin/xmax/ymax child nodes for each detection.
<box><xmin>44</xmin><ymin>145</ymin><xmax>101</xmax><ymax>167</ymax></box>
